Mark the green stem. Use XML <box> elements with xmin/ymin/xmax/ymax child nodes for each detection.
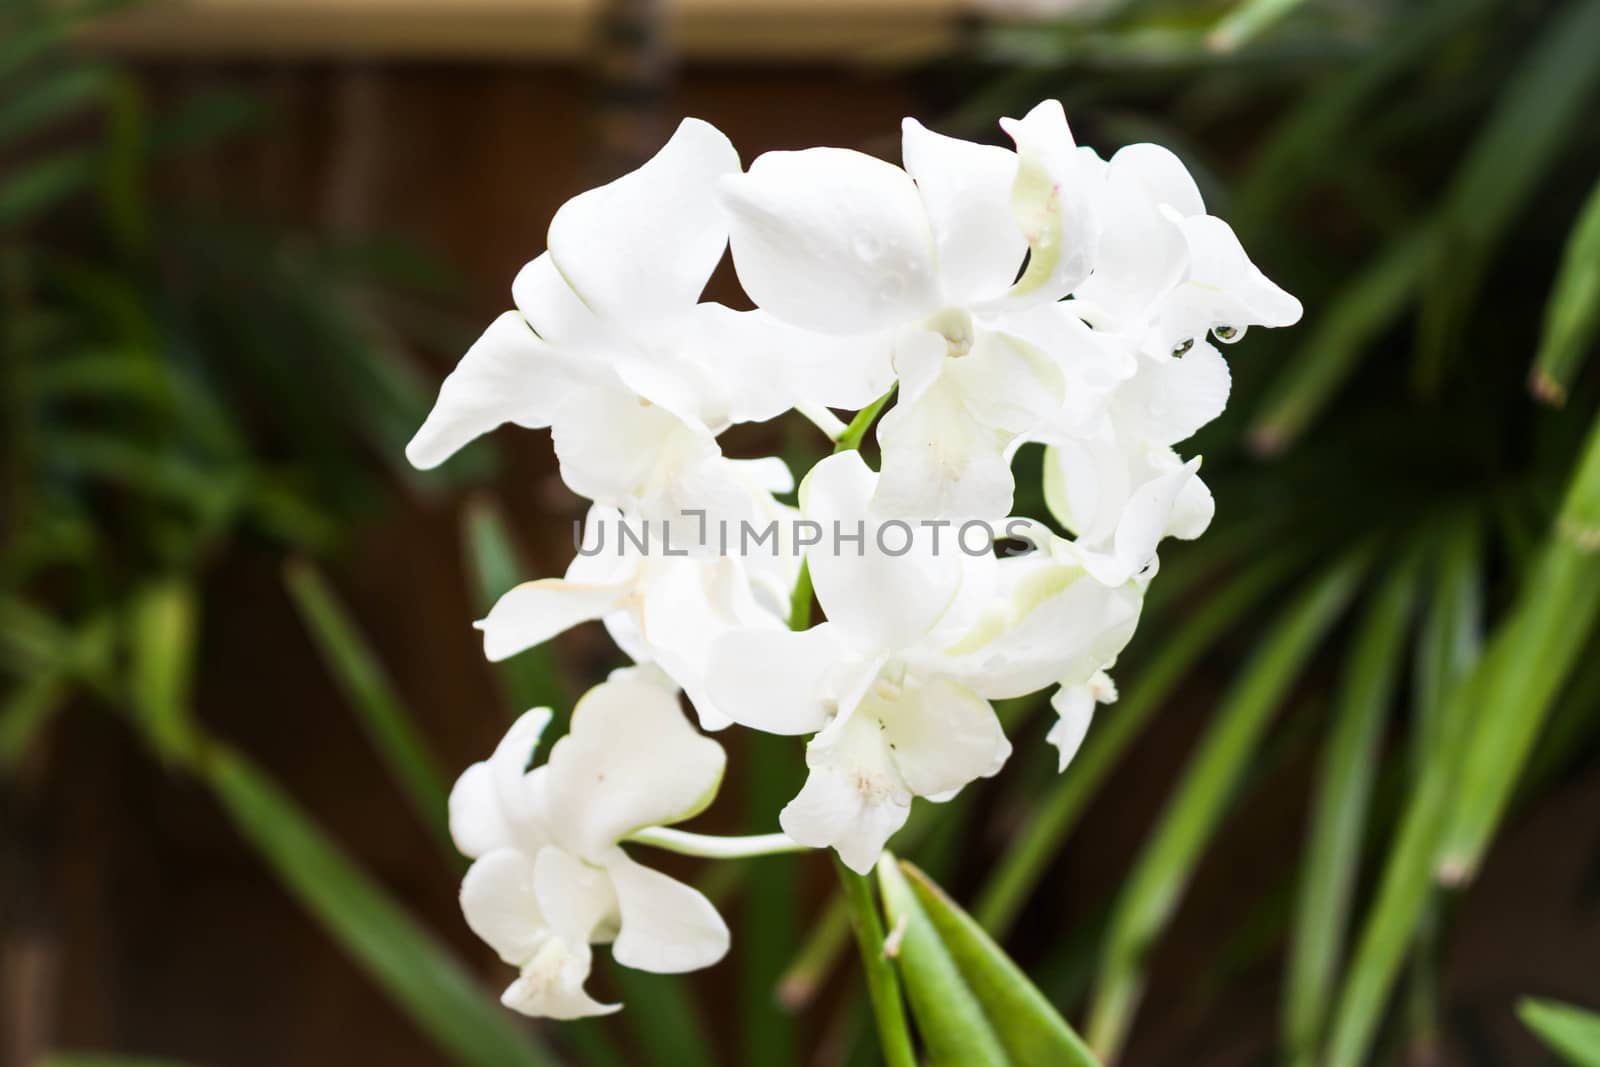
<box><xmin>836</xmin><ymin>858</ymin><xmax>918</xmax><ymax>1067</ymax></box>
<box><xmin>833</xmin><ymin>385</ymin><xmax>896</xmax><ymax>452</ymax></box>
<box><xmin>626</xmin><ymin>827</ymin><xmax>808</xmax><ymax>860</ymax></box>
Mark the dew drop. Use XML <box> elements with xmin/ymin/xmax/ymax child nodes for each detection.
<box><xmin>1172</xmin><ymin>337</ymin><xmax>1195</xmax><ymax>357</ymax></box>
<box><xmin>1213</xmin><ymin>324</ymin><xmax>1245</xmax><ymax>343</ymax></box>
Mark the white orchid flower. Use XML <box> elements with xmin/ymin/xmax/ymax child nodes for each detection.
<box><xmin>451</xmin><ymin>668</ymin><xmax>730</xmax><ymax>1019</ymax></box>
<box><xmin>406</xmin><ymin>117</ymin><xmax>891</xmax><ymax>519</ymax></box>
<box><xmin>1005</xmin><ymin>103</ymin><xmax>1302</xmax><ymax>354</ymax></box>
<box><xmin>1033</xmin><ymin>334</ymin><xmax>1229</xmax><ymax>585</ymax></box>
<box><xmin>720</xmin><ymin>116</ymin><xmax>1091</xmax><ymax>520</ymax></box>
<box><xmin>706</xmin><ymin>453</ymin><xmax>1143</xmax><ymax>873</ymax></box>
<box><xmin>475</xmin><ymin>499</ymin><xmax>799</xmax><ymax>731</ymax></box>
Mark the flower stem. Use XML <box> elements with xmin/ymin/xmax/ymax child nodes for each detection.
<box><xmin>798</xmin><ymin>403</ymin><xmax>849</xmax><ymax>440</ymax></box>
<box><xmin>626</xmin><ymin>827</ymin><xmax>809</xmax><ymax>860</ymax></box>
<box><xmin>836</xmin><ymin>858</ymin><xmax>918</xmax><ymax>1067</ymax></box>
<box><xmin>833</xmin><ymin>385</ymin><xmax>897</xmax><ymax>452</ymax></box>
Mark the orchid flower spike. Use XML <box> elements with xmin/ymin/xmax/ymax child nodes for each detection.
<box><xmin>450</xmin><ymin>667</ymin><xmax>729</xmax><ymax>1018</ymax></box>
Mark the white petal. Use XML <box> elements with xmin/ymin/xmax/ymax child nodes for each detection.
<box><xmin>1042</xmin><ymin>439</ymin><xmax>1131</xmax><ymax>545</ymax></box>
<box><xmin>543</xmin><ymin>673</ymin><xmax>726</xmax><ymax>860</ymax></box>
<box><xmin>1074</xmin><ymin>175</ymin><xmax>1187</xmax><ymax>324</ymax></box>
<box><xmin>727</xmin><ymin>455</ymin><xmax>796</xmax><ymax>496</ymax></box>
<box><xmin>406</xmin><ymin>312</ymin><xmax>579</xmax><ymax>470</ymax></box>
<box><xmin>1170</xmin><ymin>469</ymin><xmax>1215</xmax><ymax>541</ymax></box>
<box><xmin>606</xmin><ymin>851</ymin><xmax>730</xmax><ymax>973</ymax></box>
<box><xmin>1108</xmin><ymin>457</ymin><xmax>1204</xmax><ymax>581</ymax></box>
<box><xmin>706</xmin><ymin>623</ymin><xmax>850</xmax><ymax>735</ymax></box>
<box><xmin>873</xmin><ymin>372</ymin><xmax>1016</xmax><ymax>521</ymax></box>
<box><xmin>942</xmin><ymin>556</ymin><xmax>1144</xmax><ymax>699</ymax></box>
<box><xmin>1047</xmin><ymin>685</ymin><xmax>1095</xmax><ymax>772</ymax></box>
<box><xmin>678</xmin><ymin>303</ymin><xmax>898</xmax><ymax>420</ymax></box>
<box><xmin>873</xmin><ymin>673</ymin><xmax>1011</xmax><ymax>799</ymax></box>
<box><xmin>448</xmin><ymin>763</ymin><xmax>517</xmax><ymax>860</ymax></box>
<box><xmin>901</xmin><ymin>118</ymin><xmax>1027</xmax><ymax>305</ymax></box>
<box><xmin>634</xmin><ymin>556</ymin><xmax>791</xmax><ymax>731</ymax></box>
<box><xmin>547</xmin><ymin>118</ymin><xmax>738</xmax><ymax>322</ymax></box>
<box><xmin>476</xmin><ymin>577</ymin><xmax>628</xmax><ymax>663</ymax></box>
<box><xmin>549</xmin><ymin>381</ymin><xmax>720</xmax><ymax>512</ymax></box>
<box><xmin>801</xmin><ymin>452</ymin><xmax>963</xmax><ymax>649</ymax></box>
<box><xmin>1108</xmin><ymin>142</ymin><xmax>1204</xmax><ymax>218</ymax></box>
<box><xmin>460</xmin><ymin>848</ymin><xmax>546</xmax><ymax>965</ymax></box>
<box><xmin>533</xmin><ymin>846</ymin><xmax>620</xmax><ymax>943</ymax></box>
<box><xmin>1156</xmin><ymin>214</ymin><xmax>1302</xmax><ymax>346</ymax></box>
<box><xmin>1126</xmin><ymin>341</ymin><xmax>1232</xmax><ymax>447</ymax></box>
<box><xmin>721</xmin><ymin>147</ymin><xmax>940</xmax><ymax>334</ymax></box>
<box><xmin>511</xmin><ymin>253</ymin><xmax>602</xmax><ymax>346</ymax></box>
<box><xmin>780</xmin><ymin>711</ymin><xmax>912</xmax><ymax>875</ymax></box>
<box><xmin>502</xmin><ymin>938</ymin><xmax>618</xmax><ymax>1020</ymax></box>
<box><xmin>449</xmin><ymin>708</ymin><xmax>553</xmax><ymax>858</ymax></box>
<box><xmin>997</xmin><ymin>100</ymin><xmax>1100</xmax><ymax>306</ymax></box>
<box><xmin>947</xmin><ymin>327</ymin><xmax>1065</xmax><ymax>435</ymax></box>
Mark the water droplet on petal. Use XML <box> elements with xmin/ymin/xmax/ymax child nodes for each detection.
<box><xmin>1213</xmin><ymin>324</ymin><xmax>1245</xmax><ymax>343</ymax></box>
<box><xmin>1172</xmin><ymin>337</ymin><xmax>1195</xmax><ymax>357</ymax></box>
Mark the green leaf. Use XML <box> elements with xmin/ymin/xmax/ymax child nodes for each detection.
<box><xmin>462</xmin><ymin>498</ymin><xmax>568</xmax><ymax>719</ymax></box>
<box><xmin>1530</xmin><ymin>174</ymin><xmax>1600</xmax><ymax>405</ymax></box>
<box><xmin>1206</xmin><ymin>0</ymin><xmax>1311</xmax><ymax>52</ymax></box>
<box><xmin>128</xmin><ymin>580</ymin><xmax>199</xmax><ymax>764</ymax></box>
<box><xmin>837</xmin><ymin>860</ymin><xmax>917</xmax><ymax>1067</ymax></box>
<box><xmin>1437</xmin><ymin>413</ymin><xmax>1600</xmax><ymax>879</ymax></box>
<box><xmin>0</xmin><ymin>66</ymin><xmax>109</xmax><ymax>146</ymax></box>
<box><xmin>1416</xmin><ymin>0</ymin><xmax>1600</xmax><ymax>384</ymax></box>
<box><xmin>1248</xmin><ymin>229</ymin><xmax>1433</xmax><ymax>454</ymax></box>
<box><xmin>1326</xmin><ymin>416</ymin><xmax>1600</xmax><ymax>1067</ymax></box>
<box><xmin>613</xmin><ymin>968</ymin><xmax>719</xmax><ymax>1067</ymax></box>
<box><xmin>901</xmin><ymin>861</ymin><xmax>1100</xmax><ymax>1067</ymax></box>
<box><xmin>0</xmin><ymin>149</ymin><xmax>95</xmax><ymax>229</ymax></box>
<box><xmin>1283</xmin><ymin>559</ymin><xmax>1419</xmax><ymax>1066</ymax></box>
<box><xmin>282</xmin><ymin>560</ymin><xmax>453</xmax><ymax>860</ymax></box>
<box><xmin>1233</xmin><ymin>0</ymin><xmax>1496</xmax><ymax>235</ymax></box>
<box><xmin>0</xmin><ymin>667</ymin><xmax>67</xmax><ymax>771</ymax></box>
<box><xmin>1519</xmin><ymin>997</ymin><xmax>1600</xmax><ymax>1067</ymax></box>
<box><xmin>195</xmin><ymin>741</ymin><xmax>553</xmax><ymax>1067</ymax></box>
<box><xmin>1086</xmin><ymin>550</ymin><xmax>1370</xmax><ymax>1061</ymax></box>
<box><xmin>877</xmin><ymin>855</ymin><xmax>1008</xmax><ymax>1067</ymax></box>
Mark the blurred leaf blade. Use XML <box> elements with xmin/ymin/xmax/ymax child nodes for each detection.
<box><xmin>462</xmin><ymin>498</ymin><xmax>568</xmax><ymax>718</ymax></box>
<box><xmin>1283</xmin><ymin>558</ymin><xmax>1418</xmax><ymax>1065</ymax></box>
<box><xmin>195</xmin><ymin>741</ymin><xmax>554</xmax><ymax>1067</ymax></box>
<box><xmin>283</xmin><ymin>559</ymin><xmax>453</xmax><ymax>859</ymax></box>
<box><xmin>1416</xmin><ymin>0</ymin><xmax>1600</xmax><ymax>383</ymax></box>
<box><xmin>0</xmin><ymin>65</ymin><xmax>109</xmax><ymax>146</ymax></box>
<box><xmin>1249</xmin><ymin>228</ymin><xmax>1433</xmax><ymax>453</ymax></box>
<box><xmin>0</xmin><ymin>668</ymin><xmax>67</xmax><ymax>771</ymax></box>
<box><xmin>1437</xmin><ymin>412</ymin><xmax>1600</xmax><ymax>879</ymax></box>
<box><xmin>1207</xmin><ymin>0</ymin><xmax>1310</xmax><ymax>52</ymax></box>
<box><xmin>1327</xmin><ymin>415</ymin><xmax>1600</xmax><ymax>1067</ymax></box>
<box><xmin>1530</xmin><ymin>174</ymin><xmax>1600</xmax><ymax>405</ymax></box>
<box><xmin>1087</xmin><ymin>550</ymin><xmax>1369</xmax><ymax>1060</ymax></box>
<box><xmin>1519</xmin><ymin>998</ymin><xmax>1600</xmax><ymax>1066</ymax></box>
<box><xmin>128</xmin><ymin>580</ymin><xmax>200</xmax><ymax>764</ymax></box>
<box><xmin>975</xmin><ymin>548</ymin><xmax>1303</xmax><ymax>936</ymax></box>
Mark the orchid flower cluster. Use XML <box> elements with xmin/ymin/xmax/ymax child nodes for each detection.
<box><xmin>409</xmin><ymin>101</ymin><xmax>1300</xmax><ymax>1019</ymax></box>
